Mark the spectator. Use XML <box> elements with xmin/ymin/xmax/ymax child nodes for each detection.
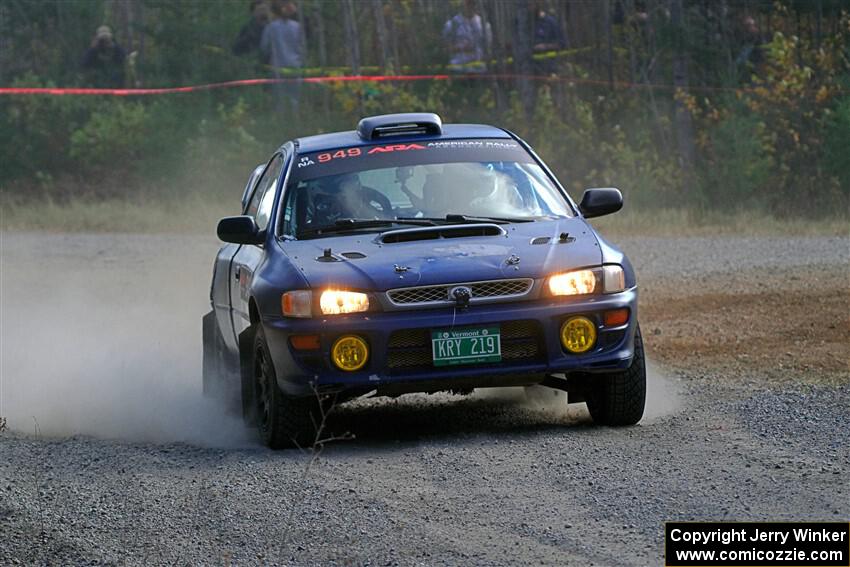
<box><xmin>233</xmin><ymin>1</ymin><xmax>270</xmax><ymax>57</ymax></box>
<box><xmin>261</xmin><ymin>0</ymin><xmax>306</xmax><ymax>114</ymax></box>
<box><xmin>531</xmin><ymin>2</ymin><xmax>567</xmax><ymax>75</ymax></box>
<box><xmin>82</xmin><ymin>26</ymin><xmax>126</xmax><ymax>88</ymax></box>
<box><xmin>442</xmin><ymin>0</ymin><xmax>492</xmax><ymax>73</ymax></box>
<box><xmin>736</xmin><ymin>15</ymin><xmax>765</xmax><ymax>71</ymax></box>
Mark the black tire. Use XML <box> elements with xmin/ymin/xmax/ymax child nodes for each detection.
<box><xmin>586</xmin><ymin>325</ymin><xmax>646</xmax><ymax>426</ymax></box>
<box><xmin>253</xmin><ymin>325</ymin><xmax>321</xmax><ymax>449</ymax></box>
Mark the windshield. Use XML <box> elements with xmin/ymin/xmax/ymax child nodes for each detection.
<box><xmin>281</xmin><ymin>138</ymin><xmax>573</xmax><ymax>238</ymax></box>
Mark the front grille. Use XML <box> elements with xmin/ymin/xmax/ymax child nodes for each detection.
<box><xmin>385</xmin><ymin>320</ymin><xmax>545</xmax><ymax>372</ymax></box>
<box><xmin>387</xmin><ymin>278</ymin><xmax>533</xmax><ymax>306</ymax></box>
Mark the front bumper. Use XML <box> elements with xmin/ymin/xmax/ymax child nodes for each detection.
<box><xmin>263</xmin><ymin>288</ymin><xmax>638</xmax><ymax>396</ymax></box>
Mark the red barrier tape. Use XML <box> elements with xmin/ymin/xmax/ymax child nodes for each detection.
<box><xmin>0</xmin><ymin>73</ymin><xmax>829</xmax><ymax>96</ymax></box>
<box><xmin>0</xmin><ymin>75</ymin><xmax>451</xmax><ymax>96</ymax></box>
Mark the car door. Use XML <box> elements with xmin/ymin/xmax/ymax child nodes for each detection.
<box><xmin>212</xmin><ymin>164</ymin><xmax>266</xmax><ymax>351</ymax></box>
<box><xmin>229</xmin><ymin>152</ymin><xmax>286</xmax><ymax>338</ymax></box>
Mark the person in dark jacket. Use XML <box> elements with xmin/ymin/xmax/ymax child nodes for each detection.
<box><xmin>81</xmin><ymin>26</ymin><xmax>126</xmax><ymax>88</ymax></box>
<box><xmin>532</xmin><ymin>2</ymin><xmax>567</xmax><ymax>75</ymax></box>
<box><xmin>233</xmin><ymin>1</ymin><xmax>270</xmax><ymax>57</ymax></box>
<box><xmin>261</xmin><ymin>0</ymin><xmax>306</xmax><ymax>114</ymax></box>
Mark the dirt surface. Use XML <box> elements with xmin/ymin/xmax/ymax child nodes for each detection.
<box><xmin>1</xmin><ymin>232</ymin><xmax>848</xmax><ymax>566</ymax></box>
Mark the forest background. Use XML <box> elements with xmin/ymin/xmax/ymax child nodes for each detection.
<box><xmin>1</xmin><ymin>0</ymin><xmax>848</xmax><ymax>232</ymax></box>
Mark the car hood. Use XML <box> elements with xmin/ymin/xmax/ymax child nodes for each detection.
<box><xmin>277</xmin><ymin>218</ymin><xmax>602</xmax><ymax>291</ymax></box>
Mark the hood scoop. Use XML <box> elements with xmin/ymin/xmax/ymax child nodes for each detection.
<box><xmin>316</xmin><ymin>248</ymin><xmax>341</xmax><ymax>262</ymax></box>
<box><xmin>378</xmin><ymin>223</ymin><xmax>505</xmax><ymax>244</ymax></box>
<box><xmin>316</xmin><ymin>248</ymin><xmax>367</xmax><ymax>262</ymax></box>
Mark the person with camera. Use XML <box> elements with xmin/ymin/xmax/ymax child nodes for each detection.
<box><xmin>82</xmin><ymin>25</ymin><xmax>126</xmax><ymax>88</ymax></box>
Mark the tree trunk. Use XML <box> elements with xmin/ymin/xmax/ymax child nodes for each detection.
<box><xmin>343</xmin><ymin>0</ymin><xmax>361</xmax><ymax>74</ymax></box>
<box><xmin>310</xmin><ymin>0</ymin><xmax>330</xmax><ymax>117</ymax></box>
<box><xmin>670</xmin><ymin>0</ymin><xmax>696</xmax><ymax>173</ymax></box>
<box><xmin>605</xmin><ymin>0</ymin><xmax>614</xmax><ymax>87</ymax></box>
<box><xmin>311</xmin><ymin>0</ymin><xmax>327</xmax><ymax>68</ymax></box>
<box><xmin>816</xmin><ymin>0</ymin><xmax>822</xmax><ymax>50</ymax></box>
<box><xmin>372</xmin><ymin>0</ymin><xmax>392</xmax><ymax>71</ymax></box>
<box><xmin>512</xmin><ymin>0</ymin><xmax>534</xmax><ymax>119</ymax></box>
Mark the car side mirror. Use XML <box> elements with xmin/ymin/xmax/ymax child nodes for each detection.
<box><xmin>217</xmin><ymin>216</ymin><xmax>264</xmax><ymax>245</ymax></box>
<box><xmin>578</xmin><ymin>188</ymin><xmax>623</xmax><ymax>218</ymax></box>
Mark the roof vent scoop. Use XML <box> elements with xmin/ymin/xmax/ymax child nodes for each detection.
<box><xmin>357</xmin><ymin>113</ymin><xmax>442</xmax><ymax>140</ymax></box>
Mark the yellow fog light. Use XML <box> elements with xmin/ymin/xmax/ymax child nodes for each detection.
<box><xmin>560</xmin><ymin>316</ymin><xmax>597</xmax><ymax>354</ymax></box>
<box><xmin>331</xmin><ymin>335</ymin><xmax>369</xmax><ymax>371</ymax></box>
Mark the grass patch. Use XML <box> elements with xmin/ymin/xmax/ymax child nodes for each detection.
<box><xmin>1</xmin><ymin>193</ymin><xmax>235</xmax><ymax>234</ymax></box>
<box><xmin>591</xmin><ymin>207</ymin><xmax>850</xmax><ymax>238</ymax></box>
<box><xmin>1</xmin><ymin>194</ymin><xmax>847</xmax><ymax>237</ymax></box>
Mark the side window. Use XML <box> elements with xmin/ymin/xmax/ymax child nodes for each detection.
<box><xmin>246</xmin><ymin>154</ymin><xmax>284</xmax><ymax>230</ymax></box>
<box><xmin>281</xmin><ymin>185</ymin><xmax>295</xmax><ymax>235</ymax></box>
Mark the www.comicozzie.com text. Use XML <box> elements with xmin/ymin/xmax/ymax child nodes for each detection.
<box><xmin>669</xmin><ymin>526</ymin><xmax>848</xmax><ymax>546</ymax></box>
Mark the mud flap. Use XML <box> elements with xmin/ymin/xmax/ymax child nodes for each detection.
<box><xmin>203</xmin><ymin>311</ymin><xmax>242</xmax><ymax>413</ymax></box>
<box><xmin>201</xmin><ymin>311</ymin><xmax>220</xmax><ymax>397</ymax></box>
<box><xmin>238</xmin><ymin>325</ymin><xmax>258</xmax><ymax>426</ymax></box>
<box><xmin>541</xmin><ymin>373</ymin><xmax>588</xmax><ymax>404</ymax></box>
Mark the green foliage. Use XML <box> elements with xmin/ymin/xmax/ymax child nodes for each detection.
<box><xmin>69</xmin><ymin>101</ymin><xmax>150</xmax><ymax>167</ymax></box>
<box><xmin>182</xmin><ymin>96</ymin><xmax>268</xmax><ymax>199</ymax></box>
<box><xmin>1</xmin><ymin>73</ymin><xmax>91</xmax><ymax>181</ymax></box>
<box><xmin>506</xmin><ymin>86</ymin><xmax>681</xmax><ymax>207</ymax></box>
<box><xmin>329</xmin><ymin>80</ymin><xmax>450</xmax><ymax>120</ymax></box>
<box><xmin>733</xmin><ymin>25</ymin><xmax>848</xmax><ymax>212</ymax></box>
<box><xmin>824</xmin><ymin>96</ymin><xmax>850</xmax><ymax>193</ymax></box>
<box><xmin>698</xmin><ymin>111</ymin><xmax>773</xmax><ymax>207</ymax></box>
<box><xmin>1</xmin><ymin>1</ymin><xmax>848</xmax><ymax>219</ymax></box>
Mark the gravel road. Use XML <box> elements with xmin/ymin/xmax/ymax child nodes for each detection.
<box><xmin>1</xmin><ymin>232</ymin><xmax>848</xmax><ymax>566</ymax></box>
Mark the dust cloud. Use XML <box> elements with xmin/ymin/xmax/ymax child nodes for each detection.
<box><xmin>476</xmin><ymin>357</ymin><xmax>680</xmax><ymax>423</ymax></box>
<box><xmin>0</xmin><ymin>234</ymin><xmax>678</xmax><ymax>447</ymax></box>
<box><xmin>0</xmin><ymin>233</ymin><xmax>254</xmax><ymax>447</ymax></box>
<box><xmin>643</xmin><ymin>358</ymin><xmax>681</xmax><ymax>420</ymax></box>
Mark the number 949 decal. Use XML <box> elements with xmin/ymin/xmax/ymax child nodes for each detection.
<box><xmin>314</xmin><ymin>143</ymin><xmax>426</xmax><ymax>165</ymax></box>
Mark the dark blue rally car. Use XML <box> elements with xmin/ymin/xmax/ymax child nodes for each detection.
<box><xmin>203</xmin><ymin>113</ymin><xmax>645</xmax><ymax>448</ymax></box>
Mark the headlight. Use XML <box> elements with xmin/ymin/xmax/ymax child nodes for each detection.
<box><xmin>549</xmin><ymin>270</ymin><xmax>596</xmax><ymax>296</ymax></box>
<box><xmin>548</xmin><ymin>266</ymin><xmax>626</xmax><ymax>296</ymax></box>
<box><xmin>282</xmin><ymin>290</ymin><xmax>312</xmax><ymax>318</ymax></box>
<box><xmin>319</xmin><ymin>290</ymin><xmax>369</xmax><ymax>315</ymax></box>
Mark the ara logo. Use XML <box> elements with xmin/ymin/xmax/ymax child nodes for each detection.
<box><xmin>367</xmin><ymin>143</ymin><xmax>426</xmax><ymax>155</ymax></box>
<box><xmin>297</xmin><ymin>156</ymin><xmax>315</xmax><ymax>168</ymax></box>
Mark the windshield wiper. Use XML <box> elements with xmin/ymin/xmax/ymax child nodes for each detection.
<box><xmin>297</xmin><ymin>218</ymin><xmax>437</xmax><ymax>238</ymax></box>
<box><xmin>397</xmin><ymin>214</ymin><xmax>536</xmax><ymax>225</ymax></box>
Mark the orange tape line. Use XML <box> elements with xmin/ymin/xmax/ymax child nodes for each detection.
<box><xmin>1</xmin><ymin>73</ymin><xmax>832</xmax><ymax>96</ymax></box>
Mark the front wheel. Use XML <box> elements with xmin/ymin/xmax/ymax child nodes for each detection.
<box><xmin>253</xmin><ymin>326</ymin><xmax>321</xmax><ymax>449</ymax></box>
<box><xmin>586</xmin><ymin>325</ymin><xmax>647</xmax><ymax>426</ymax></box>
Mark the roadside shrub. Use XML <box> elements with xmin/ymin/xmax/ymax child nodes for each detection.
<box><xmin>182</xmin><ymin>97</ymin><xmax>268</xmax><ymax>199</ymax></box>
<box><xmin>0</xmin><ymin>73</ymin><xmax>92</xmax><ymax>182</ymax></box>
<box><xmin>737</xmin><ymin>28</ymin><xmax>847</xmax><ymax>213</ymax></box>
<box><xmin>824</xmin><ymin>96</ymin><xmax>850</xmax><ymax>194</ymax></box>
<box><xmin>698</xmin><ymin>111</ymin><xmax>773</xmax><ymax>208</ymax></box>
<box><xmin>69</xmin><ymin>101</ymin><xmax>150</xmax><ymax>169</ymax></box>
<box><xmin>507</xmin><ymin>85</ymin><xmax>682</xmax><ymax>208</ymax></box>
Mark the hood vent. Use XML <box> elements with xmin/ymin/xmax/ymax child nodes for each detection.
<box><xmin>315</xmin><ymin>248</ymin><xmax>340</xmax><ymax>262</ymax></box>
<box><xmin>341</xmin><ymin>251</ymin><xmax>366</xmax><ymax>259</ymax></box>
<box><xmin>530</xmin><ymin>236</ymin><xmax>550</xmax><ymax>245</ymax></box>
<box><xmin>378</xmin><ymin>223</ymin><xmax>505</xmax><ymax>244</ymax></box>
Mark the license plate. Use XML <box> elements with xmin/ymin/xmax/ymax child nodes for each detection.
<box><xmin>431</xmin><ymin>326</ymin><xmax>501</xmax><ymax>366</ymax></box>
